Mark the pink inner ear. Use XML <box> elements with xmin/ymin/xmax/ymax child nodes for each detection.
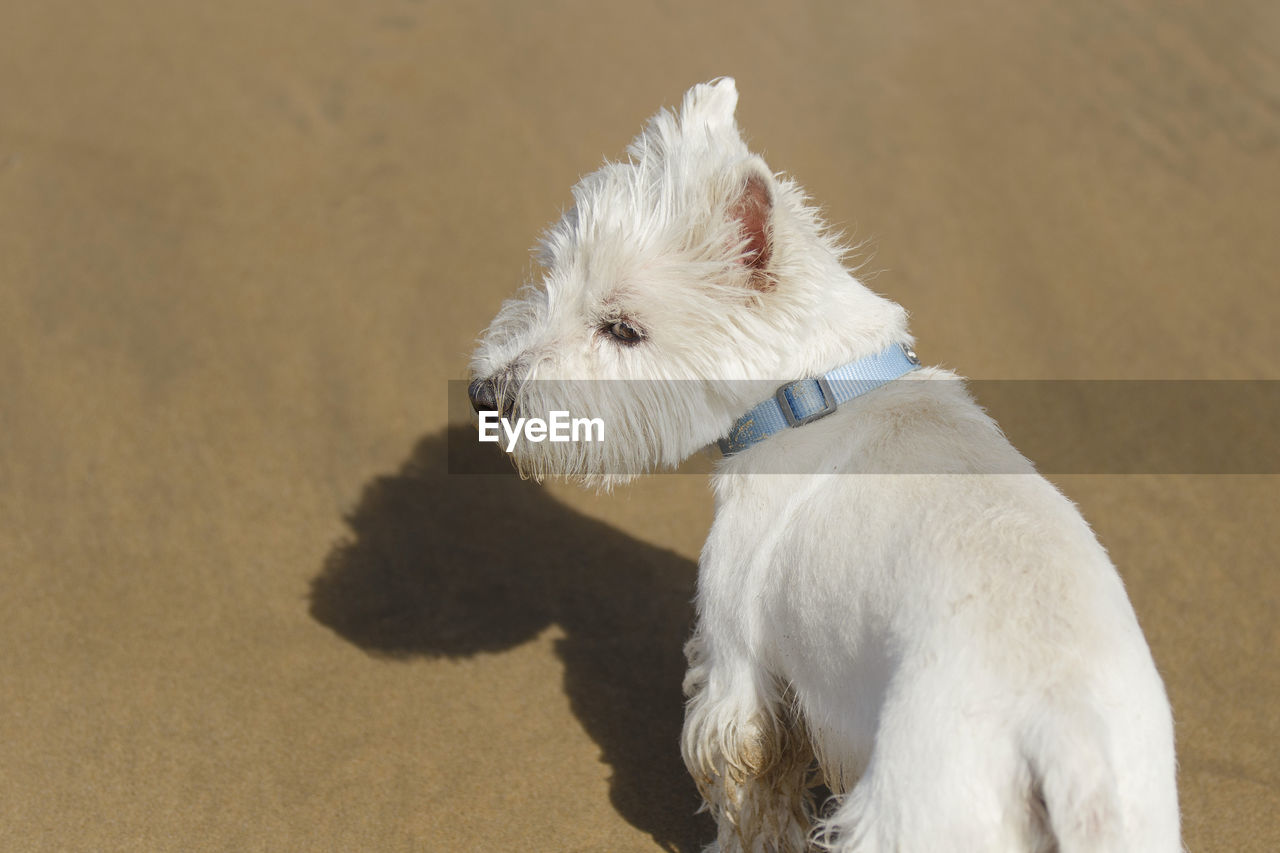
<box><xmin>731</xmin><ymin>173</ymin><xmax>773</xmax><ymax>290</ymax></box>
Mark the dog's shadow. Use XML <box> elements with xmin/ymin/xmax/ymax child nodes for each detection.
<box><xmin>310</xmin><ymin>425</ymin><xmax>713</xmax><ymax>851</ymax></box>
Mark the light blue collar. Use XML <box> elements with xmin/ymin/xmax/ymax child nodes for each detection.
<box><xmin>718</xmin><ymin>342</ymin><xmax>921</xmax><ymax>456</ymax></box>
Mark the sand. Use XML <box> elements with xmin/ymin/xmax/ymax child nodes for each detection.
<box><xmin>1</xmin><ymin>1</ymin><xmax>1276</xmax><ymax>850</ymax></box>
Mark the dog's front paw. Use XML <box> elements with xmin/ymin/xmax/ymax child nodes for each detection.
<box><xmin>682</xmin><ymin>642</ymin><xmax>814</xmax><ymax>852</ymax></box>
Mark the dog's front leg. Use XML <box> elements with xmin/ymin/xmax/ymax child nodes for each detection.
<box><xmin>681</xmin><ymin>631</ymin><xmax>813</xmax><ymax>853</ymax></box>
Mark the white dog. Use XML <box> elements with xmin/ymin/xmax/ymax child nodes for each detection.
<box><xmin>469</xmin><ymin>78</ymin><xmax>1180</xmax><ymax>852</ymax></box>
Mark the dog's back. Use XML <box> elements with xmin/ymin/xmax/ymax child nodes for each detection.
<box><xmin>704</xmin><ymin>373</ymin><xmax>1179</xmax><ymax>851</ymax></box>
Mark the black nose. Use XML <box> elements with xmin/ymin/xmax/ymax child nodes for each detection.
<box><xmin>468</xmin><ymin>378</ymin><xmax>498</xmax><ymax>414</ymax></box>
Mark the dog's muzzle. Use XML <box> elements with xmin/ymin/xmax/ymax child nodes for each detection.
<box><xmin>468</xmin><ymin>378</ymin><xmax>498</xmax><ymax>414</ymax></box>
<box><xmin>468</xmin><ymin>375</ymin><xmax>520</xmax><ymax>420</ymax></box>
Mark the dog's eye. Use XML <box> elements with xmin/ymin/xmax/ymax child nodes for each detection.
<box><xmin>605</xmin><ymin>319</ymin><xmax>644</xmax><ymax>345</ymax></box>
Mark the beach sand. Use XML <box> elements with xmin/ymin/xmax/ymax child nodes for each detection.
<box><xmin>1</xmin><ymin>2</ymin><xmax>1276</xmax><ymax>849</ymax></box>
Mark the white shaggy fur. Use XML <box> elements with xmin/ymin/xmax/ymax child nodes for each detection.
<box><xmin>470</xmin><ymin>78</ymin><xmax>1180</xmax><ymax>852</ymax></box>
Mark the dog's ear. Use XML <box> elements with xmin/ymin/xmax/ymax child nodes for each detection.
<box><xmin>628</xmin><ymin>78</ymin><xmax>744</xmax><ymax>166</ymax></box>
<box><xmin>730</xmin><ymin>166</ymin><xmax>774</xmax><ymax>291</ymax></box>
<box><xmin>679</xmin><ymin>77</ymin><xmax>739</xmax><ymax>136</ymax></box>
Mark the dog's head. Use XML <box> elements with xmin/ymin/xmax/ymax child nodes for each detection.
<box><xmin>469</xmin><ymin>78</ymin><xmax>907</xmax><ymax>486</ymax></box>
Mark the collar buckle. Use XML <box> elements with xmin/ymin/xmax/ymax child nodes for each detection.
<box><xmin>776</xmin><ymin>377</ymin><xmax>837</xmax><ymax>427</ymax></box>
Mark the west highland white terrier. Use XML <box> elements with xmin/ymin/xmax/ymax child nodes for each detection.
<box><xmin>468</xmin><ymin>78</ymin><xmax>1180</xmax><ymax>852</ymax></box>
